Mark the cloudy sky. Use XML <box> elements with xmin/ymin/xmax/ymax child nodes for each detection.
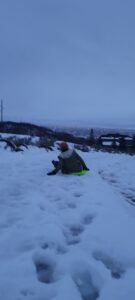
<box><xmin>0</xmin><ymin>0</ymin><xmax>135</xmax><ymax>128</ymax></box>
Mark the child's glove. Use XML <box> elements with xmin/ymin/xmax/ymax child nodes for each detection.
<box><xmin>47</xmin><ymin>170</ymin><xmax>57</xmax><ymax>176</ymax></box>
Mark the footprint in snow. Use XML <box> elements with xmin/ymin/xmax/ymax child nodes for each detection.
<box><xmin>93</xmin><ymin>250</ymin><xmax>125</xmax><ymax>279</ymax></box>
<box><xmin>67</xmin><ymin>203</ymin><xmax>77</xmax><ymax>209</ymax></box>
<box><xmin>121</xmin><ymin>191</ymin><xmax>135</xmax><ymax>204</ymax></box>
<box><xmin>64</xmin><ymin>214</ymin><xmax>95</xmax><ymax>246</ymax></box>
<box><xmin>39</xmin><ymin>204</ymin><xmax>46</xmax><ymax>211</ymax></box>
<box><xmin>73</xmin><ymin>192</ymin><xmax>83</xmax><ymax>198</ymax></box>
<box><xmin>73</xmin><ymin>270</ymin><xmax>99</xmax><ymax>300</ymax></box>
<box><xmin>20</xmin><ymin>289</ymin><xmax>35</xmax><ymax>297</ymax></box>
<box><xmin>64</xmin><ymin>224</ymin><xmax>84</xmax><ymax>246</ymax></box>
<box><xmin>33</xmin><ymin>252</ymin><xmax>56</xmax><ymax>284</ymax></box>
<box><xmin>70</xmin><ymin>224</ymin><xmax>84</xmax><ymax>236</ymax></box>
<box><xmin>82</xmin><ymin>214</ymin><xmax>95</xmax><ymax>225</ymax></box>
<box><xmin>54</xmin><ymin>196</ymin><xmax>62</xmax><ymax>202</ymax></box>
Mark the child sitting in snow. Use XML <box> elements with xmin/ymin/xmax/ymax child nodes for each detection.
<box><xmin>47</xmin><ymin>142</ymin><xmax>89</xmax><ymax>175</ymax></box>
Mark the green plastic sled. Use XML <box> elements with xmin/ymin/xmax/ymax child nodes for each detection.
<box><xmin>71</xmin><ymin>170</ymin><xmax>89</xmax><ymax>176</ymax></box>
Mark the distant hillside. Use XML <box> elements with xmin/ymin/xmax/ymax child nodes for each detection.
<box><xmin>0</xmin><ymin>121</ymin><xmax>87</xmax><ymax>145</ymax></box>
<box><xmin>1</xmin><ymin>121</ymin><xmax>134</xmax><ymax>152</ymax></box>
<box><xmin>0</xmin><ymin>121</ymin><xmax>53</xmax><ymax>137</ymax></box>
<box><xmin>0</xmin><ymin>121</ymin><xmax>135</xmax><ymax>154</ymax></box>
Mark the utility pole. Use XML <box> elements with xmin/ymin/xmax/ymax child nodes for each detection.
<box><xmin>1</xmin><ymin>99</ymin><xmax>3</xmax><ymax>122</ymax></box>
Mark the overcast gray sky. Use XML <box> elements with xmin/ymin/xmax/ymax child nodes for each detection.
<box><xmin>0</xmin><ymin>0</ymin><xmax>135</xmax><ymax>128</ymax></box>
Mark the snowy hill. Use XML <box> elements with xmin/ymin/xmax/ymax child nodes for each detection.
<box><xmin>0</xmin><ymin>145</ymin><xmax>135</xmax><ymax>300</ymax></box>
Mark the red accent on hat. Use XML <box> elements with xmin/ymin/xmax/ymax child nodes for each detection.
<box><xmin>58</xmin><ymin>142</ymin><xmax>69</xmax><ymax>150</ymax></box>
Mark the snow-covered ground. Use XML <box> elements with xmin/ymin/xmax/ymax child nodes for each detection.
<box><xmin>0</xmin><ymin>145</ymin><xmax>135</xmax><ymax>300</ymax></box>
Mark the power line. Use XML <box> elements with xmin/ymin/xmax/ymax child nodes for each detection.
<box><xmin>1</xmin><ymin>99</ymin><xmax>3</xmax><ymax>122</ymax></box>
